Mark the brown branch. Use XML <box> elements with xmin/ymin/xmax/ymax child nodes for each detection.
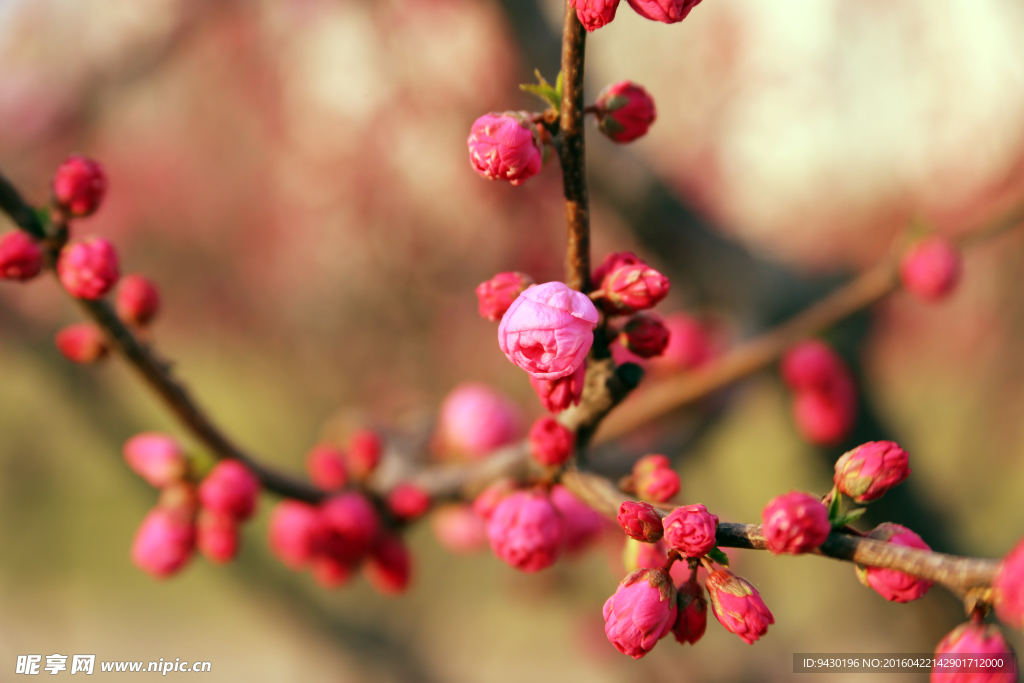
<box><xmin>558</xmin><ymin>3</ymin><xmax>591</xmax><ymax>293</ymax></box>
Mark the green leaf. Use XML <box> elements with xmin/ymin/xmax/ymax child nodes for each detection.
<box><xmin>833</xmin><ymin>508</ymin><xmax>867</xmax><ymax>528</ymax></box>
<box><xmin>519</xmin><ymin>69</ymin><xmax>562</xmax><ymax>113</ymax></box>
<box><xmin>706</xmin><ymin>546</ymin><xmax>730</xmax><ymax>567</ymax></box>
<box><xmin>827</xmin><ymin>486</ymin><xmax>843</xmax><ymax>527</ymax></box>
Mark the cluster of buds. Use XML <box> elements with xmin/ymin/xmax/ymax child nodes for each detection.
<box><xmin>623</xmin><ymin>454</ymin><xmax>681</xmax><ymax>503</ymax></box>
<box><xmin>899</xmin><ymin>235</ymin><xmax>962</xmax><ymax>302</ymax></box>
<box><xmin>305</xmin><ymin>429</ymin><xmax>383</xmax><ymax>491</ymax></box>
<box><xmin>570</xmin><ymin>0</ymin><xmax>705</xmax><ymax>32</ymax></box>
<box><xmin>781</xmin><ymin>339</ymin><xmax>858</xmax><ymax>446</ymax></box>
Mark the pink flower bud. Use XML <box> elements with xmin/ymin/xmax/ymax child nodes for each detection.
<box><xmin>994</xmin><ymin>537</ymin><xmax>1024</xmax><ymax>630</ymax></box>
<box><xmin>467</xmin><ymin>112</ymin><xmax>544</xmax><ymax>186</ymax></box>
<box><xmin>623</xmin><ymin>538</ymin><xmax>670</xmax><ymax>572</ymax></box>
<box><xmin>900</xmin><ymin>237</ymin><xmax>962</xmax><ymax>302</ymax></box>
<box><xmin>705</xmin><ymin>569</ymin><xmax>774</xmax><ymax>644</ymax></box>
<box><xmin>306</xmin><ymin>443</ymin><xmax>348</xmax><ymax>491</ymax></box>
<box><xmin>596</xmin><ymin>81</ymin><xmax>657</xmax><ymax>143</ymax></box>
<box><xmin>364</xmin><ymin>535</ymin><xmax>412</xmax><ymax>596</ymax></box>
<box><xmin>131</xmin><ymin>507</ymin><xmax>195</xmax><ymax>579</ymax></box>
<box><xmin>198</xmin><ymin>460</ymin><xmax>260</xmax><ymax>522</ymax></box>
<box><xmin>0</xmin><ymin>231</ymin><xmax>43</xmax><ymax>281</ymax></box>
<box><xmin>657</xmin><ymin>312</ymin><xmax>713</xmax><ymax>370</ymax></box>
<box><xmin>620</xmin><ymin>314</ymin><xmax>670</xmax><ymax>358</ymax></box>
<box><xmin>762</xmin><ymin>491</ymin><xmax>831</xmax><ymax>555</ymax></box>
<box><xmin>570</xmin><ymin>0</ymin><xmax>621</xmax><ymax>31</ymax></box>
<box><xmin>472</xmin><ymin>479</ymin><xmax>517</xmax><ymax>520</ymax></box>
<box><xmin>52</xmin><ymin>155</ymin><xmax>106</xmax><ymax>217</ymax></box>
<box><xmin>600</xmin><ymin>263</ymin><xmax>670</xmax><ymax>314</ymax></box>
<box><xmin>550</xmin><ymin>484</ymin><xmax>606</xmax><ymax>554</ymax></box>
<box><xmin>55</xmin><ymin>323</ymin><xmax>108</xmax><ymax>364</ymax></box>
<box><xmin>793</xmin><ymin>378</ymin><xmax>858</xmax><ymax>447</ymax></box>
<box><xmin>633</xmin><ymin>453</ymin><xmax>671</xmax><ymax>478</ymax></box>
<box><xmin>499</xmin><ymin>281</ymin><xmax>600</xmax><ymax>380</ymax></box>
<box><xmin>487</xmin><ymin>489</ymin><xmax>563</xmax><ymax>572</ymax></box>
<box><xmin>834</xmin><ymin>440</ymin><xmax>910</xmax><ymax>503</ymax></box>
<box><xmin>320</xmin><ymin>492</ymin><xmax>381</xmax><ymax>562</ymax></box>
<box><xmin>529</xmin><ymin>416</ymin><xmax>576</xmax><ymax>467</ymax></box>
<box><xmin>856</xmin><ymin>523</ymin><xmax>934</xmax><ymax>603</ymax></box>
<box><xmin>636</xmin><ymin>466</ymin><xmax>680</xmax><ymax>503</ymax></box>
<box><xmin>625</xmin><ymin>0</ymin><xmax>703</xmax><ymax>24</ymax></box>
<box><xmin>57</xmin><ymin>237</ymin><xmax>119</xmax><ymax>300</ymax></box>
<box><xmin>437</xmin><ymin>382</ymin><xmax>522</xmax><ymax>458</ymax></box>
<box><xmin>476</xmin><ymin>271</ymin><xmax>535</xmax><ymax>322</ymax></box>
<box><xmin>123</xmin><ymin>432</ymin><xmax>187</xmax><ymax>488</ymax></box>
<box><xmin>673</xmin><ymin>578</ymin><xmax>708</xmax><ymax>645</ymax></box>
<box><xmin>268</xmin><ymin>500</ymin><xmax>324</xmax><ymax>570</ymax></box>
<box><xmin>311</xmin><ymin>555</ymin><xmax>356</xmax><ymax>589</ymax></box>
<box><xmin>432</xmin><ymin>503</ymin><xmax>488</xmax><ymax>554</ymax></box>
<box><xmin>387</xmin><ymin>483</ymin><xmax>432</xmax><ymax>522</ymax></box>
<box><xmin>530</xmin><ymin>362</ymin><xmax>586</xmax><ymax>414</ymax></box>
<box><xmin>594</xmin><ymin>252</ymin><xmax>644</xmax><ymax>285</ymax></box>
<box><xmin>347</xmin><ymin>429</ymin><xmax>382</xmax><ymax>479</ymax></box>
<box><xmin>931</xmin><ymin>622</ymin><xmax>1017</xmax><ymax>683</ymax></box>
<box><xmin>602</xmin><ymin>568</ymin><xmax>678</xmax><ymax>659</ymax></box>
<box><xmin>197</xmin><ymin>510</ymin><xmax>239</xmax><ymax>564</ymax></box>
<box><xmin>115</xmin><ymin>274</ymin><xmax>161</xmax><ymax>326</ymax></box>
<box><xmin>617</xmin><ymin>501</ymin><xmax>664</xmax><ymax>543</ymax></box>
<box><xmin>781</xmin><ymin>339</ymin><xmax>846</xmax><ymax>392</ymax></box>
<box><xmin>663</xmin><ymin>504</ymin><xmax>718</xmax><ymax>557</ymax></box>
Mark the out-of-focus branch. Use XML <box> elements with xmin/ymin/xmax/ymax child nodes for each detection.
<box><xmin>558</xmin><ymin>3</ymin><xmax>591</xmax><ymax>294</ymax></box>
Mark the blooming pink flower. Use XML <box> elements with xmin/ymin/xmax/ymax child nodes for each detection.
<box><xmin>131</xmin><ymin>507</ymin><xmax>195</xmax><ymax>579</ymax></box>
<box><xmin>306</xmin><ymin>443</ymin><xmax>348</xmax><ymax>491</ymax></box>
<box><xmin>472</xmin><ymin>479</ymin><xmax>517</xmax><ymax>520</ymax></box>
<box><xmin>437</xmin><ymin>382</ymin><xmax>522</xmax><ymax>458</ymax></box>
<box><xmin>197</xmin><ymin>510</ymin><xmax>239</xmax><ymax>564</ymax></box>
<box><xmin>550</xmin><ymin>484</ymin><xmax>606</xmax><ymax>554</ymax></box>
<box><xmin>856</xmin><ymin>523</ymin><xmax>934</xmax><ymax>602</ymax></box>
<box><xmin>52</xmin><ymin>155</ymin><xmax>106</xmax><ymax>217</ymax></box>
<box><xmin>57</xmin><ymin>237</ymin><xmax>120</xmax><ymax>300</ymax></box>
<box><xmin>467</xmin><ymin>112</ymin><xmax>544</xmax><ymax>186</ymax></box>
<box><xmin>706</xmin><ymin>569</ymin><xmax>774</xmax><ymax>644</ymax></box>
<box><xmin>364</xmin><ymin>534</ymin><xmax>412</xmax><ymax>596</ymax></box>
<box><xmin>347</xmin><ymin>429</ymin><xmax>383</xmax><ymax>479</ymax></box>
<box><xmin>993</xmin><ymin>536</ymin><xmax>1024</xmax><ymax>630</ymax></box>
<box><xmin>625</xmin><ymin>0</ymin><xmax>703</xmax><ymax>24</ymax></box>
<box><xmin>655</xmin><ymin>312</ymin><xmax>713</xmax><ymax>370</ymax></box>
<box><xmin>320</xmin><ymin>492</ymin><xmax>381</xmax><ymax>562</ymax></box>
<box><xmin>487</xmin><ymin>489</ymin><xmax>563</xmax><ymax>572</ymax></box>
<box><xmin>123</xmin><ymin>432</ymin><xmax>187</xmax><ymax>488</ymax></box>
<box><xmin>529</xmin><ymin>363</ymin><xmax>586</xmax><ymax>414</ymax></box>
<box><xmin>901</xmin><ymin>237</ymin><xmax>962</xmax><ymax>302</ymax></box>
<box><xmin>599</xmin><ymin>262</ymin><xmax>670</xmax><ymax>314</ymax></box>
<box><xmin>620</xmin><ymin>314</ymin><xmax>670</xmax><ymax>358</ymax></box>
<box><xmin>476</xmin><ymin>271</ymin><xmax>535</xmax><ymax>322</ymax></box>
<box><xmin>431</xmin><ymin>503</ymin><xmax>487</xmax><ymax>554</ymax></box>
<box><xmin>596</xmin><ymin>81</ymin><xmax>657</xmax><ymax>143</ymax></box>
<box><xmin>663</xmin><ymin>504</ymin><xmax>718</xmax><ymax>557</ymax></box>
<box><xmin>268</xmin><ymin>500</ymin><xmax>324</xmax><ymax>570</ymax></box>
<box><xmin>762</xmin><ymin>491</ymin><xmax>831</xmax><ymax>555</ymax></box>
<box><xmin>115</xmin><ymin>274</ymin><xmax>161</xmax><ymax>326</ymax></box>
<box><xmin>198</xmin><ymin>460</ymin><xmax>260</xmax><ymax>522</ymax></box>
<box><xmin>387</xmin><ymin>483</ymin><xmax>432</xmax><ymax>522</ymax></box>
<box><xmin>781</xmin><ymin>340</ymin><xmax>847</xmax><ymax>392</ymax></box>
<box><xmin>499</xmin><ymin>281</ymin><xmax>600</xmax><ymax>380</ymax></box>
<box><xmin>529</xmin><ymin>416</ymin><xmax>576</xmax><ymax>467</ymax></box>
<box><xmin>673</xmin><ymin>578</ymin><xmax>708</xmax><ymax>645</ymax></box>
<box><xmin>603</xmin><ymin>568</ymin><xmax>678</xmax><ymax>659</ymax></box>
<box><xmin>0</xmin><ymin>231</ymin><xmax>43</xmax><ymax>281</ymax></box>
<box><xmin>570</xmin><ymin>0</ymin><xmax>621</xmax><ymax>31</ymax></box>
<box><xmin>931</xmin><ymin>622</ymin><xmax>1017</xmax><ymax>683</ymax></box>
<box><xmin>636</xmin><ymin>466</ymin><xmax>680</xmax><ymax>503</ymax></box>
<box><xmin>55</xmin><ymin>323</ymin><xmax>108</xmax><ymax>364</ymax></box>
<box><xmin>617</xmin><ymin>501</ymin><xmax>664</xmax><ymax>543</ymax></box>
<box><xmin>834</xmin><ymin>441</ymin><xmax>910</xmax><ymax>503</ymax></box>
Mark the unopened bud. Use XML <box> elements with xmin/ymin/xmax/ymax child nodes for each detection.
<box><xmin>55</xmin><ymin>323</ymin><xmax>108</xmax><ymax>364</ymax></box>
<box><xmin>0</xmin><ymin>231</ymin><xmax>43</xmax><ymax>281</ymax></box>
<box><xmin>528</xmin><ymin>416</ymin><xmax>576</xmax><ymax>467</ymax></box>
<box><xmin>617</xmin><ymin>501</ymin><xmax>664</xmax><ymax>543</ymax></box>
<box><xmin>52</xmin><ymin>155</ymin><xmax>106</xmax><ymax>217</ymax></box>
<box><xmin>476</xmin><ymin>271</ymin><xmax>534</xmax><ymax>322</ymax></box>
<box><xmin>57</xmin><ymin>237</ymin><xmax>119</xmax><ymax>300</ymax></box>
<box><xmin>595</xmin><ymin>81</ymin><xmax>657</xmax><ymax>143</ymax></box>
<box><xmin>115</xmin><ymin>274</ymin><xmax>161</xmax><ymax>326</ymax></box>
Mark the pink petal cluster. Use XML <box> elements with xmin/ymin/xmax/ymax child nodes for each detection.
<box><xmin>617</xmin><ymin>501</ymin><xmax>664</xmax><ymax>543</ymax></box>
<box><xmin>761</xmin><ymin>491</ymin><xmax>831</xmax><ymax>555</ymax></box>
<box><xmin>123</xmin><ymin>433</ymin><xmax>187</xmax><ymax>488</ymax></box>
<box><xmin>570</xmin><ymin>0</ymin><xmax>621</xmax><ymax>31</ymax></box>
<box><xmin>437</xmin><ymin>382</ymin><xmax>522</xmax><ymax>458</ymax></box>
<box><xmin>387</xmin><ymin>483</ymin><xmax>432</xmax><ymax>522</ymax></box>
<box><xmin>486</xmin><ymin>489</ymin><xmax>563</xmax><ymax>572</ymax></box>
<box><xmin>115</xmin><ymin>274</ymin><xmax>161</xmax><ymax>326</ymax></box>
<box><xmin>198</xmin><ymin>460</ymin><xmax>260</xmax><ymax>522</ymax></box>
<box><xmin>131</xmin><ymin>507</ymin><xmax>195</xmax><ymax>579</ymax></box>
<box><xmin>347</xmin><ymin>429</ymin><xmax>382</xmax><ymax>479</ymax></box>
<box><xmin>603</xmin><ymin>568</ymin><xmax>678</xmax><ymax>659</ymax></box>
<box><xmin>625</xmin><ymin>0</ymin><xmax>703</xmax><ymax>24</ymax></box>
<box><xmin>528</xmin><ymin>416</ymin><xmax>576</xmax><ymax>467</ymax></box>
<box><xmin>476</xmin><ymin>271</ymin><xmax>534</xmax><ymax>322</ymax></box>
<box><xmin>993</xmin><ymin>536</ymin><xmax>1024</xmax><ymax>630</ymax></box>
<box><xmin>196</xmin><ymin>510</ymin><xmax>239</xmax><ymax>564</ymax></box>
<box><xmin>663</xmin><ymin>503</ymin><xmax>718</xmax><ymax>557</ymax></box>
<box><xmin>306</xmin><ymin>443</ymin><xmax>348</xmax><ymax>490</ymax></box>
<box><xmin>620</xmin><ymin>314</ymin><xmax>670</xmax><ymax>358</ymax></box>
<box><xmin>598</xmin><ymin>262</ymin><xmax>670</xmax><ymax>314</ymax></box>
<box><xmin>268</xmin><ymin>500</ymin><xmax>324</xmax><ymax>569</ymax></box>
<box><xmin>52</xmin><ymin>155</ymin><xmax>107</xmax><ymax>217</ymax></box>
<box><xmin>856</xmin><ymin>523</ymin><xmax>934</xmax><ymax>603</ymax></box>
<box><xmin>782</xmin><ymin>339</ymin><xmax>857</xmax><ymax>446</ymax></box>
<box><xmin>0</xmin><ymin>231</ymin><xmax>43</xmax><ymax>281</ymax></box>
<box><xmin>320</xmin><ymin>492</ymin><xmax>381</xmax><ymax>562</ymax></box>
<box><xmin>931</xmin><ymin>622</ymin><xmax>1018</xmax><ymax>683</ymax></box>
<box><xmin>673</xmin><ymin>578</ymin><xmax>708</xmax><ymax>645</ymax></box>
<box><xmin>706</xmin><ymin>569</ymin><xmax>774</xmax><ymax>644</ymax></box>
<box><xmin>632</xmin><ymin>454</ymin><xmax>680</xmax><ymax>503</ymax></box>
<box><xmin>550</xmin><ymin>484</ymin><xmax>606</xmax><ymax>554</ymax></box>
<box><xmin>55</xmin><ymin>323</ymin><xmax>108</xmax><ymax>364</ymax></box>
<box><xmin>363</xmin><ymin>535</ymin><xmax>412</xmax><ymax>596</ymax></box>
<box><xmin>900</xmin><ymin>237</ymin><xmax>962</xmax><ymax>302</ymax></box>
<box><xmin>834</xmin><ymin>440</ymin><xmax>910</xmax><ymax>503</ymax></box>
<box><xmin>467</xmin><ymin>112</ymin><xmax>544</xmax><ymax>186</ymax></box>
<box><xmin>499</xmin><ymin>281</ymin><xmax>600</xmax><ymax>380</ymax></box>
<box><xmin>57</xmin><ymin>237</ymin><xmax>120</xmax><ymax>300</ymax></box>
<box><xmin>596</xmin><ymin>81</ymin><xmax>657</xmax><ymax>143</ymax></box>
<box><xmin>529</xmin><ymin>363</ymin><xmax>586</xmax><ymax>414</ymax></box>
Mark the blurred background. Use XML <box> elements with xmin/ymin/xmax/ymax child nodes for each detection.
<box><xmin>1</xmin><ymin>0</ymin><xmax>1024</xmax><ymax>680</ymax></box>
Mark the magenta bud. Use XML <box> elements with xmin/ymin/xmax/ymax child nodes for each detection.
<box><xmin>431</xmin><ymin>503</ymin><xmax>487</xmax><ymax>554</ymax></box>
<box><xmin>663</xmin><ymin>503</ymin><xmax>718</xmax><ymax>558</ymax></box>
<box><xmin>931</xmin><ymin>622</ymin><xmax>1017</xmax><ymax>683</ymax></box>
<box><xmin>197</xmin><ymin>510</ymin><xmax>239</xmax><ymax>565</ymax></box>
<box><xmin>268</xmin><ymin>500</ymin><xmax>324</xmax><ymax>570</ymax></box>
<box><xmin>364</xmin><ymin>534</ymin><xmax>412</xmax><ymax>596</ymax></box>
<box><xmin>123</xmin><ymin>432</ymin><xmax>187</xmax><ymax>488</ymax></box>
<box><xmin>529</xmin><ymin>363</ymin><xmax>586</xmax><ymax>414</ymax></box>
<box><xmin>657</xmin><ymin>312</ymin><xmax>713</xmax><ymax>370</ymax></box>
<box><xmin>994</xmin><ymin>536</ymin><xmax>1024</xmax><ymax>630</ymax></box>
<box><xmin>633</xmin><ymin>453</ymin><xmax>671</xmax><ymax>478</ymax></box>
<box><xmin>834</xmin><ymin>440</ymin><xmax>910</xmax><ymax>503</ymax></box>
<box><xmin>320</xmin><ymin>492</ymin><xmax>380</xmax><ymax>561</ymax></box>
<box><xmin>706</xmin><ymin>569</ymin><xmax>774</xmax><ymax>644</ymax></box>
<box><xmin>617</xmin><ymin>501</ymin><xmax>664</xmax><ymax>543</ymax></box>
<box><xmin>476</xmin><ymin>271</ymin><xmax>535</xmax><ymax>322</ymax></box>
<box><xmin>486</xmin><ymin>489</ymin><xmax>563</xmax><ymax>572</ymax></box>
<box><xmin>52</xmin><ymin>155</ymin><xmax>107</xmax><ymax>217</ymax></box>
<box><xmin>603</xmin><ymin>567</ymin><xmax>678</xmax><ymax>659</ymax></box>
<box><xmin>131</xmin><ymin>507</ymin><xmax>195</xmax><ymax>579</ymax></box>
<box><xmin>570</xmin><ymin>0</ymin><xmax>621</xmax><ymax>31</ymax></box>
<box><xmin>595</xmin><ymin>81</ymin><xmax>657</xmax><ymax>143</ymax></box>
<box><xmin>0</xmin><ymin>231</ymin><xmax>43</xmax><ymax>281</ymax></box>
<box><xmin>856</xmin><ymin>523</ymin><xmax>934</xmax><ymax>603</ymax></box>
<box><xmin>625</xmin><ymin>0</ymin><xmax>703</xmax><ymax>24</ymax></box>
<box><xmin>55</xmin><ymin>323</ymin><xmax>108</xmax><ymax>364</ymax></box>
<box><xmin>793</xmin><ymin>384</ymin><xmax>858</xmax><ymax>446</ymax></box>
<box><xmin>311</xmin><ymin>555</ymin><xmax>357</xmax><ymax>589</ymax></box>
<box><xmin>198</xmin><ymin>460</ymin><xmax>260</xmax><ymax>522</ymax></box>
<box><xmin>900</xmin><ymin>237</ymin><xmax>962</xmax><ymax>302</ymax></box>
<box><xmin>57</xmin><ymin>237</ymin><xmax>119</xmax><ymax>300</ymax></box>
<box><xmin>781</xmin><ymin>339</ymin><xmax>847</xmax><ymax>392</ymax></box>
<box><xmin>762</xmin><ymin>491</ymin><xmax>831</xmax><ymax>555</ymax></box>
<box><xmin>550</xmin><ymin>484</ymin><xmax>606</xmax><ymax>554</ymax></box>
<box><xmin>472</xmin><ymin>478</ymin><xmax>517</xmax><ymax>520</ymax></box>
<box><xmin>306</xmin><ymin>443</ymin><xmax>348</xmax><ymax>491</ymax></box>
<box><xmin>636</xmin><ymin>466</ymin><xmax>681</xmax><ymax>503</ymax></box>
<box><xmin>529</xmin><ymin>416</ymin><xmax>576</xmax><ymax>467</ymax></box>
<box><xmin>437</xmin><ymin>382</ymin><xmax>523</xmax><ymax>459</ymax></box>
<box><xmin>347</xmin><ymin>429</ymin><xmax>382</xmax><ymax>479</ymax></box>
<box><xmin>387</xmin><ymin>483</ymin><xmax>432</xmax><ymax>522</ymax></box>
<box><xmin>599</xmin><ymin>262</ymin><xmax>670</xmax><ymax>315</ymax></box>
<box><xmin>467</xmin><ymin>112</ymin><xmax>544</xmax><ymax>186</ymax></box>
<box><xmin>115</xmin><ymin>274</ymin><xmax>161</xmax><ymax>326</ymax></box>
<box><xmin>673</xmin><ymin>578</ymin><xmax>708</xmax><ymax>645</ymax></box>
<box><xmin>620</xmin><ymin>313</ymin><xmax>670</xmax><ymax>358</ymax></box>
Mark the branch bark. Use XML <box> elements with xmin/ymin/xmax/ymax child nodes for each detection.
<box><xmin>558</xmin><ymin>3</ymin><xmax>591</xmax><ymax>293</ymax></box>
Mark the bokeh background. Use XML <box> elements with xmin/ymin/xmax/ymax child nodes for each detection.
<box><xmin>1</xmin><ymin>0</ymin><xmax>1024</xmax><ymax>680</ymax></box>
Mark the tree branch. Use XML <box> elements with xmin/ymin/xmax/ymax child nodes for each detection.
<box><xmin>558</xmin><ymin>3</ymin><xmax>591</xmax><ymax>293</ymax></box>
